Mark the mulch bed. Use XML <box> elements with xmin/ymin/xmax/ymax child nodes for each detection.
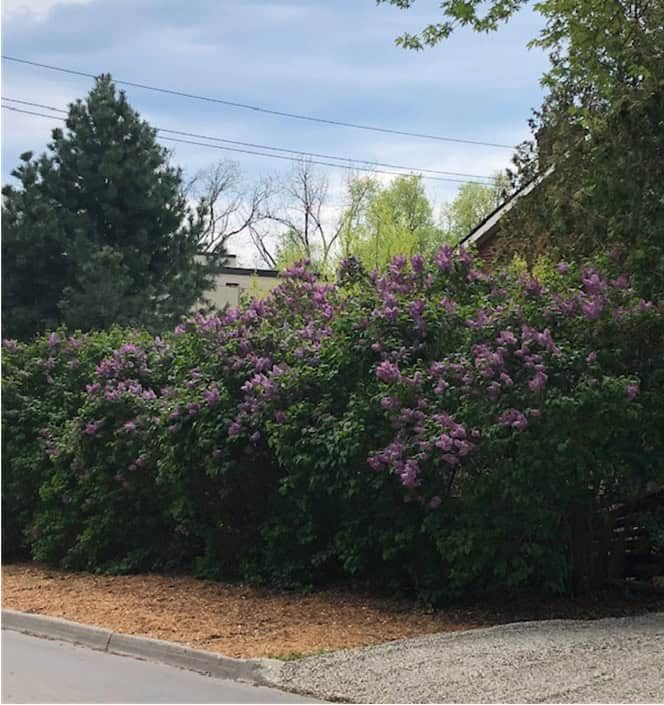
<box><xmin>3</xmin><ymin>563</ymin><xmax>663</xmax><ymax>659</ymax></box>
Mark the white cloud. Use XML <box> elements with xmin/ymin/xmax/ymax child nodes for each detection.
<box><xmin>2</xmin><ymin>0</ymin><xmax>94</xmax><ymax>22</ymax></box>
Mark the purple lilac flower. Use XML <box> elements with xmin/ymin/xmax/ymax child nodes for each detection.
<box><xmin>434</xmin><ymin>245</ymin><xmax>453</xmax><ymax>271</ymax></box>
<box><xmin>428</xmin><ymin>496</ymin><xmax>442</xmax><ymax>509</ymax></box>
<box><xmin>556</xmin><ymin>261</ymin><xmax>570</xmax><ymax>274</ymax></box>
<box><xmin>2</xmin><ymin>339</ymin><xmax>19</xmax><ymax>352</ymax></box>
<box><xmin>228</xmin><ymin>421</ymin><xmax>242</xmax><ymax>437</ymax></box>
<box><xmin>47</xmin><ymin>332</ymin><xmax>60</xmax><ymax>348</ymax></box>
<box><xmin>123</xmin><ymin>421</ymin><xmax>137</xmax><ymax>432</ymax></box>
<box><xmin>95</xmin><ymin>359</ymin><xmax>115</xmax><ymax>378</ymax></box>
<box><xmin>405</xmin><ymin>371</ymin><xmax>423</xmax><ymax>387</ymax></box>
<box><xmin>376</xmin><ymin>360</ymin><xmax>401</xmax><ymax>384</ymax></box>
<box><xmin>409</xmin><ymin>300</ymin><xmax>425</xmax><ymax>318</ymax></box>
<box><xmin>581</xmin><ymin>268</ymin><xmax>606</xmax><ymax>296</ymax></box>
<box><xmin>399</xmin><ymin>459</ymin><xmax>420</xmax><ymax>488</ymax></box>
<box><xmin>85</xmin><ymin>421</ymin><xmax>101</xmax><ymax>435</ymax></box>
<box><xmin>498</xmin><ymin>409</ymin><xmax>528</xmax><ymax>431</ymax></box>
<box><xmin>187</xmin><ymin>402</ymin><xmax>200</xmax><ymax>416</ymax></box>
<box><xmin>435</xmin><ymin>434</ymin><xmax>453</xmax><ymax>451</ymax></box>
<box><xmin>254</xmin><ymin>356</ymin><xmax>272</xmax><ymax>373</ymax></box>
<box><xmin>611</xmin><ymin>274</ymin><xmax>630</xmax><ymax>289</ymax></box>
<box><xmin>528</xmin><ymin>371</ymin><xmax>548</xmax><ymax>392</ymax></box>
<box><xmin>467</xmin><ymin>268</ymin><xmax>485</xmax><ymax>283</ymax></box>
<box><xmin>410</xmin><ymin>254</ymin><xmax>425</xmax><ymax>273</ymax></box>
<box><xmin>437</xmin><ymin>299</ymin><xmax>455</xmax><ymax>317</ymax></box>
<box><xmin>557</xmin><ymin>296</ymin><xmax>578</xmax><ymax>317</ymax></box>
<box><xmin>455</xmin><ymin>439</ymin><xmax>473</xmax><ymax>456</ymax></box>
<box><xmin>204</xmin><ymin>386</ymin><xmax>220</xmax><ymax>407</ymax></box>
<box><xmin>586</xmin><ymin>351</ymin><xmax>598</xmax><ymax>364</ymax></box>
<box><xmin>581</xmin><ymin>298</ymin><xmax>603</xmax><ymax>320</ymax></box>
<box><xmin>430</xmin><ymin>361</ymin><xmax>445</xmax><ymax>377</ymax></box>
<box><xmin>626</xmin><ymin>384</ymin><xmax>639</xmax><ymax>401</ymax></box>
<box><xmin>458</xmin><ymin>248</ymin><xmax>473</xmax><ymax>266</ymax></box>
<box><xmin>274</xmin><ymin>410</ymin><xmax>287</xmax><ymax>423</ymax></box>
<box><xmin>496</xmin><ymin>330</ymin><xmax>517</xmax><ymax>346</ymax></box>
<box><xmin>466</xmin><ymin>308</ymin><xmax>491</xmax><ymax>329</ymax></box>
<box><xmin>367</xmin><ymin>456</ymin><xmax>382</xmax><ymax>470</ymax></box>
<box><xmin>523</xmin><ymin>277</ymin><xmax>542</xmax><ymax>296</ymax></box>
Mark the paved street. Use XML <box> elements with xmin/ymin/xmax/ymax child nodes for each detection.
<box><xmin>2</xmin><ymin>631</ymin><xmax>317</xmax><ymax>704</ymax></box>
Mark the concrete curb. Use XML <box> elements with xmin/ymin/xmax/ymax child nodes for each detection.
<box><xmin>2</xmin><ymin>609</ymin><xmax>283</xmax><ymax>687</ymax></box>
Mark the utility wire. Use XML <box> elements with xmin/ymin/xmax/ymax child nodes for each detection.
<box><xmin>2</xmin><ymin>104</ymin><xmax>490</xmax><ymax>185</ymax></box>
<box><xmin>3</xmin><ymin>97</ymin><xmax>496</xmax><ymax>182</ymax></box>
<box><xmin>2</xmin><ymin>55</ymin><xmax>516</xmax><ymax>150</ymax></box>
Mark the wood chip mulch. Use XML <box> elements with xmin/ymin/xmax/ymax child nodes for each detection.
<box><xmin>3</xmin><ymin>563</ymin><xmax>663</xmax><ymax>659</ymax></box>
<box><xmin>1</xmin><ymin>563</ymin><xmax>479</xmax><ymax>658</ymax></box>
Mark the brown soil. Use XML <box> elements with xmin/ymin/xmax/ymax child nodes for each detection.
<box><xmin>3</xmin><ymin>563</ymin><xmax>663</xmax><ymax>659</ymax></box>
<box><xmin>1</xmin><ymin>564</ymin><xmax>478</xmax><ymax>658</ymax></box>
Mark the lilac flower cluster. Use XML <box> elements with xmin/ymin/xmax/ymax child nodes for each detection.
<box><xmin>10</xmin><ymin>249</ymin><xmax>655</xmax><ymax>523</ymax></box>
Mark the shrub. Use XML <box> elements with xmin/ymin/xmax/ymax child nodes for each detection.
<box><xmin>3</xmin><ymin>250</ymin><xmax>663</xmax><ymax>598</ymax></box>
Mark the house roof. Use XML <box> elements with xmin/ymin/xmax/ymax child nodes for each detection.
<box><xmin>218</xmin><ymin>265</ymin><xmax>279</xmax><ymax>279</ymax></box>
<box><xmin>458</xmin><ymin>166</ymin><xmax>553</xmax><ymax>250</ymax></box>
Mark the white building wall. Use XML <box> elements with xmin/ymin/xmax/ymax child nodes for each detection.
<box><xmin>205</xmin><ymin>269</ymin><xmax>280</xmax><ymax>310</ymax></box>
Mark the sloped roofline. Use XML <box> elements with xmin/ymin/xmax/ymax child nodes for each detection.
<box><xmin>458</xmin><ymin>166</ymin><xmax>554</xmax><ymax>249</ymax></box>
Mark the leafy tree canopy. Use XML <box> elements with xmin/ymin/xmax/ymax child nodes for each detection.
<box><xmin>340</xmin><ymin>174</ymin><xmax>442</xmax><ymax>269</ymax></box>
<box><xmin>440</xmin><ymin>173</ymin><xmax>510</xmax><ymax>245</ymax></box>
<box><xmin>379</xmin><ymin>0</ymin><xmax>664</xmax><ymax>299</ymax></box>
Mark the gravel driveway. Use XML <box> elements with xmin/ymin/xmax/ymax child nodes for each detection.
<box><xmin>275</xmin><ymin>613</ymin><xmax>664</xmax><ymax>703</ymax></box>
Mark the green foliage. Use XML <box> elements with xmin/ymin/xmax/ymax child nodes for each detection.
<box><xmin>439</xmin><ymin>174</ymin><xmax>510</xmax><ymax>245</ymax></box>
<box><xmin>504</xmin><ymin>77</ymin><xmax>664</xmax><ymax>301</ymax></box>
<box><xmin>274</xmin><ymin>229</ymin><xmax>318</xmax><ymax>273</ymax></box>
<box><xmin>3</xmin><ymin>251</ymin><xmax>663</xmax><ymax>600</ymax></box>
<box><xmin>378</xmin><ymin>0</ymin><xmax>664</xmax><ymax>301</ymax></box>
<box><xmin>1</xmin><ymin>328</ymin><xmax>131</xmax><ymax>559</ymax></box>
<box><xmin>2</xmin><ymin>75</ymin><xmax>224</xmax><ymax>340</ymax></box>
<box><xmin>340</xmin><ymin>175</ymin><xmax>442</xmax><ymax>269</ymax></box>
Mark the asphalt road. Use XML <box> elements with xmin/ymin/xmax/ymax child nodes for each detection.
<box><xmin>2</xmin><ymin>630</ymin><xmax>317</xmax><ymax>704</ymax></box>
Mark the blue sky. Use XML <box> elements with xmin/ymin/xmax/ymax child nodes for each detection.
<box><xmin>2</xmin><ymin>0</ymin><xmax>549</xmax><ymax>262</ymax></box>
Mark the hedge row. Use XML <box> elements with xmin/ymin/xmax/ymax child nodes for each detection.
<box><xmin>3</xmin><ymin>249</ymin><xmax>664</xmax><ymax>601</ymax></box>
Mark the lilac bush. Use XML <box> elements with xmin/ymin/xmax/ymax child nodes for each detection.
<box><xmin>3</xmin><ymin>249</ymin><xmax>663</xmax><ymax>597</ymax></box>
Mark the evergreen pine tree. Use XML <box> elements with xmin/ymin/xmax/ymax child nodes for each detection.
<box><xmin>2</xmin><ymin>75</ymin><xmax>223</xmax><ymax>339</ymax></box>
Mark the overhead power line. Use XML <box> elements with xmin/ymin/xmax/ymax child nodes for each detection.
<box><xmin>2</xmin><ymin>98</ymin><xmax>500</xmax><ymax>183</ymax></box>
<box><xmin>2</xmin><ymin>55</ymin><xmax>516</xmax><ymax>150</ymax></box>
<box><xmin>2</xmin><ymin>103</ymin><xmax>491</xmax><ymax>185</ymax></box>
